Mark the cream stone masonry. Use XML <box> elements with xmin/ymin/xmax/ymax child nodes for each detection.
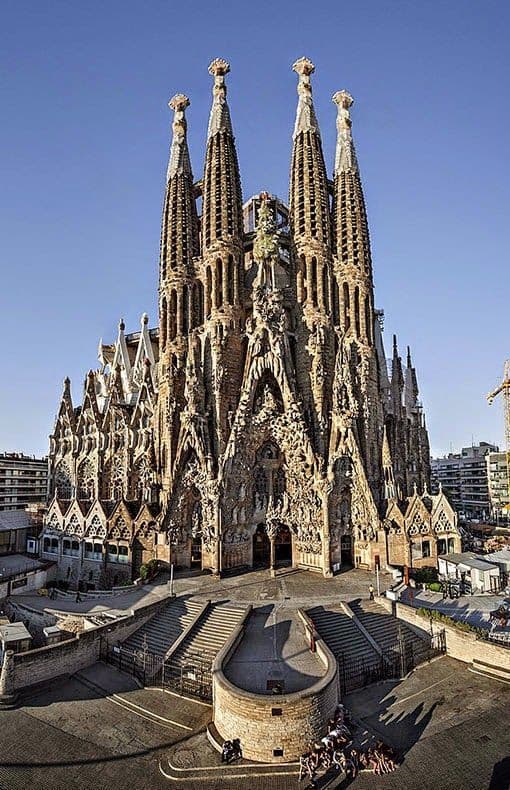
<box><xmin>42</xmin><ymin>58</ymin><xmax>459</xmax><ymax>586</ymax></box>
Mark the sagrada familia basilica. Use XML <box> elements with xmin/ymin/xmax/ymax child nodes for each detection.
<box><xmin>42</xmin><ymin>58</ymin><xmax>460</xmax><ymax>589</ymax></box>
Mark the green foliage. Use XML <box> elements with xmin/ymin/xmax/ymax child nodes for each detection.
<box><xmin>413</xmin><ymin>567</ymin><xmax>438</xmax><ymax>584</ymax></box>
<box><xmin>416</xmin><ymin>607</ymin><xmax>485</xmax><ymax>637</ymax></box>
<box><xmin>139</xmin><ymin>559</ymin><xmax>159</xmax><ymax>581</ymax></box>
<box><xmin>428</xmin><ymin>582</ymin><xmax>443</xmax><ymax>592</ymax></box>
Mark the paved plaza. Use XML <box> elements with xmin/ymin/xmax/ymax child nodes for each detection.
<box><xmin>1</xmin><ymin>656</ymin><xmax>508</xmax><ymax>789</ymax></box>
<box><xmin>2</xmin><ymin>568</ymin><xmax>509</xmax><ymax>789</ymax></box>
<box><xmin>12</xmin><ymin>565</ymin><xmax>391</xmax><ymax>617</ymax></box>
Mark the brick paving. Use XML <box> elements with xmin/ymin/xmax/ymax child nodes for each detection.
<box><xmin>1</xmin><ymin>656</ymin><xmax>509</xmax><ymax>789</ymax></box>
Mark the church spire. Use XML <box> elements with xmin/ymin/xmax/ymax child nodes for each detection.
<box><xmin>332</xmin><ymin>91</ymin><xmax>375</xmax><ymax>346</ymax></box>
<box><xmin>160</xmin><ymin>94</ymin><xmax>199</xmax><ymax>282</ymax></box>
<box><xmin>202</xmin><ymin>58</ymin><xmax>243</xmax><ymax>249</ymax></box>
<box><xmin>289</xmin><ymin>58</ymin><xmax>332</xmax><ymax>250</ymax></box>
<box><xmin>332</xmin><ymin>90</ymin><xmax>372</xmax><ymax>279</ymax></box>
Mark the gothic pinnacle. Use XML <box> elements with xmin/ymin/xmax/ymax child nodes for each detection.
<box><xmin>207</xmin><ymin>57</ymin><xmax>233</xmax><ymax>137</ymax></box>
<box><xmin>167</xmin><ymin>93</ymin><xmax>192</xmax><ymax>180</ymax></box>
<box><xmin>332</xmin><ymin>89</ymin><xmax>358</xmax><ymax>174</ymax></box>
<box><xmin>292</xmin><ymin>56</ymin><xmax>320</xmax><ymax>139</ymax></box>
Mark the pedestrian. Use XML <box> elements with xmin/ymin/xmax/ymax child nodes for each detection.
<box><xmin>75</xmin><ymin>590</ymin><xmax>82</xmax><ymax>603</ymax></box>
<box><xmin>369</xmin><ymin>583</ymin><xmax>375</xmax><ymax>600</ymax></box>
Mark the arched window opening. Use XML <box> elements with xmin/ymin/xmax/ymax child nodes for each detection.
<box><xmin>322</xmin><ymin>265</ymin><xmax>329</xmax><ymax>313</ymax></box>
<box><xmin>206</xmin><ymin>266</ymin><xmax>212</xmax><ymax>317</ymax></box>
<box><xmin>77</xmin><ymin>459</ymin><xmax>95</xmax><ymax>501</ymax></box>
<box><xmin>227</xmin><ymin>256</ymin><xmax>235</xmax><ymax>305</ymax></box>
<box><xmin>216</xmin><ymin>258</ymin><xmax>223</xmax><ymax>308</ymax></box>
<box><xmin>55</xmin><ymin>461</ymin><xmax>72</xmax><ymax>500</ymax></box>
<box><xmin>354</xmin><ymin>286</ymin><xmax>361</xmax><ymax>338</ymax></box>
<box><xmin>182</xmin><ymin>285</ymin><xmax>189</xmax><ymax>334</ymax></box>
<box><xmin>311</xmin><ymin>257</ymin><xmax>318</xmax><ymax>307</ymax></box>
<box><xmin>169</xmin><ymin>290</ymin><xmax>177</xmax><ymax>341</ymax></box>
<box><xmin>343</xmin><ymin>282</ymin><xmax>351</xmax><ymax>331</ymax></box>
<box><xmin>364</xmin><ymin>294</ymin><xmax>372</xmax><ymax>345</ymax></box>
<box><xmin>161</xmin><ymin>296</ymin><xmax>167</xmax><ymax>349</ymax></box>
<box><xmin>332</xmin><ymin>280</ymin><xmax>340</xmax><ymax>325</ymax></box>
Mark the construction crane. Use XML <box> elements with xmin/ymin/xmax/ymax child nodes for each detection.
<box><xmin>487</xmin><ymin>360</ymin><xmax>510</xmax><ymax>510</ymax></box>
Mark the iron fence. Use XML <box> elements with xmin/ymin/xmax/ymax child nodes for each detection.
<box><xmin>101</xmin><ymin>642</ymin><xmax>213</xmax><ymax>701</ymax></box>
<box><xmin>337</xmin><ymin>629</ymin><xmax>446</xmax><ymax>695</ymax></box>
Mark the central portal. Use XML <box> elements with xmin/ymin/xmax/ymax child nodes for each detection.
<box><xmin>275</xmin><ymin>524</ymin><xmax>292</xmax><ymax>566</ymax></box>
<box><xmin>253</xmin><ymin>523</ymin><xmax>270</xmax><ymax>566</ymax></box>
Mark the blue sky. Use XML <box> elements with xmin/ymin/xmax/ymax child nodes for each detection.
<box><xmin>1</xmin><ymin>0</ymin><xmax>509</xmax><ymax>458</ymax></box>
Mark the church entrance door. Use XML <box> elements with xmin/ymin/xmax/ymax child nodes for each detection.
<box><xmin>341</xmin><ymin>535</ymin><xmax>353</xmax><ymax>566</ymax></box>
<box><xmin>191</xmin><ymin>538</ymin><xmax>202</xmax><ymax>565</ymax></box>
<box><xmin>252</xmin><ymin>523</ymin><xmax>270</xmax><ymax>567</ymax></box>
<box><xmin>275</xmin><ymin>525</ymin><xmax>292</xmax><ymax>566</ymax></box>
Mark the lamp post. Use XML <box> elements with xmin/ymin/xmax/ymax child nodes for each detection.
<box><xmin>167</xmin><ymin>520</ymin><xmax>178</xmax><ymax>598</ymax></box>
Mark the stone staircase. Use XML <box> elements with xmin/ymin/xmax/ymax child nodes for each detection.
<box><xmin>167</xmin><ymin>602</ymin><xmax>246</xmax><ymax>681</ymax></box>
<box><xmin>122</xmin><ymin>597</ymin><xmax>204</xmax><ymax>658</ymax></box>
<box><xmin>307</xmin><ymin>605</ymin><xmax>379</xmax><ymax>664</ymax></box>
<box><xmin>348</xmin><ymin>599</ymin><xmax>428</xmax><ymax>656</ymax></box>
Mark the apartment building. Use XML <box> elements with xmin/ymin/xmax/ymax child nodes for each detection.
<box><xmin>431</xmin><ymin>442</ymin><xmax>498</xmax><ymax>520</ymax></box>
<box><xmin>0</xmin><ymin>453</ymin><xmax>48</xmax><ymax>512</ymax></box>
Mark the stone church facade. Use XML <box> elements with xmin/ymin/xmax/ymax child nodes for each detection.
<box><xmin>41</xmin><ymin>58</ymin><xmax>460</xmax><ymax>589</ymax></box>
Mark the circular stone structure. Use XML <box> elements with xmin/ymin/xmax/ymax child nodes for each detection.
<box><xmin>211</xmin><ymin>606</ymin><xmax>339</xmax><ymax>762</ymax></box>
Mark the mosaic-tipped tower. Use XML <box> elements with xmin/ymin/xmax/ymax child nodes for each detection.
<box><xmin>158</xmin><ymin>94</ymin><xmax>201</xmax><ymax>485</ymax></box>
<box><xmin>201</xmin><ymin>59</ymin><xmax>245</xmax><ymax>455</ymax></box>
<box><xmin>290</xmin><ymin>58</ymin><xmax>333</xmax><ymax>319</ymax></box>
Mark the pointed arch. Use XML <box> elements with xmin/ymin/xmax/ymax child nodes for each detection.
<box><xmin>77</xmin><ymin>458</ymin><xmax>95</xmax><ymax>501</ymax></box>
<box><xmin>55</xmin><ymin>460</ymin><xmax>73</xmax><ymax>500</ymax></box>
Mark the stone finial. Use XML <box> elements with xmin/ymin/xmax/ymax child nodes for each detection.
<box><xmin>208</xmin><ymin>57</ymin><xmax>230</xmax><ymax>77</ymax></box>
<box><xmin>293</xmin><ymin>57</ymin><xmax>315</xmax><ymax>98</ymax></box>
<box><xmin>168</xmin><ymin>93</ymin><xmax>190</xmax><ymax>113</ymax></box>
<box><xmin>292</xmin><ymin>56</ymin><xmax>315</xmax><ymax>78</ymax></box>
<box><xmin>119</xmin><ymin>318</ymin><xmax>125</xmax><ymax>332</ymax></box>
<box><xmin>332</xmin><ymin>90</ymin><xmax>358</xmax><ymax>175</ymax></box>
<box><xmin>332</xmin><ymin>89</ymin><xmax>353</xmax><ymax>110</ymax></box>
<box><xmin>167</xmin><ymin>94</ymin><xmax>192</xmax><ymax>180</ymax></box>
<box><xmin>207</xmin><ymin>57</ymin><xmax>233</xmax><ymax>137</ymax></box>
<box><xmin>141</xmin><ymin>312</ymin><xmax>149</xmax><ymax>325</ymax></box>
<box><xmin>333</xmin><ymin>90</ymin><xmax>353</xmax><ymax>128</ymax></box>
<box><xmin>292</xmin><ymin>57</ymin><xmax>320</xmax><ymax>138</ymax></box>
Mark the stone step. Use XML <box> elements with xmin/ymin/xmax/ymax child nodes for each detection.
<box><xmin>122</xmin><ymin>597</ymin><xmax>203</xmax><ymax>657</ymax></box>
<box><xmin>307</xmin><ymin>606</ymin><xmax>379</xmax><ymax>664</ymax></box>
<box><xmin>349</xmin><ymin>599</ymin><xmax>428</xmax><ymax>655</ymax></box>
<box><xmin>169</xmin><ymin>603</ymin><xmax>245</xmax><ymax>671</ymax></box>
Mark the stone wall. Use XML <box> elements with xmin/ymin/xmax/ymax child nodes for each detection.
<box><xmin>379</xmin><ymin>597</ymin><xmax>510</xmax><ymax>674</ymax></box>
<box><xmin>10</xmin><ymin>598</ymin><xmax>166</xmax><ymax>693</ymax></box>
<box><xmin>212</xmin><ymin>617</ymin><xmax>339</xmax><ymax>762</ymax></box>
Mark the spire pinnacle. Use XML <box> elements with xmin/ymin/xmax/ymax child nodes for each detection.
<box><xmin>292</xmin><ymin>56</ymin><xmax>320</xmax><ymax>139</ymax></box>
<box><xmin>407</xmin><ymin>345</ymin><xmax>412</xmax><ymax>368</ymax></box>
<box><xmin>207</xmin><ymin>57</ymin><xmax>233</xmax><ymax>137</ymax></box>
<box><xmin>332</xmin><ymin>89</ymin><xmax>358</xmax><ymax>174</ymax></box>
<box><xmin>167</xmin><ymin>93</ymin><xmax>192</xmax><ymax>180</ymax></box>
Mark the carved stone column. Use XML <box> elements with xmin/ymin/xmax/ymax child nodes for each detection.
<box><xmin>321</xmin><ymin>479</ymin><xmax>333</xmax><ymax>578</ymax></box>
<box><xmin>213</xmin><ymin>494</ymin><xmax>222</xmax><ymax>576</ymax></box>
